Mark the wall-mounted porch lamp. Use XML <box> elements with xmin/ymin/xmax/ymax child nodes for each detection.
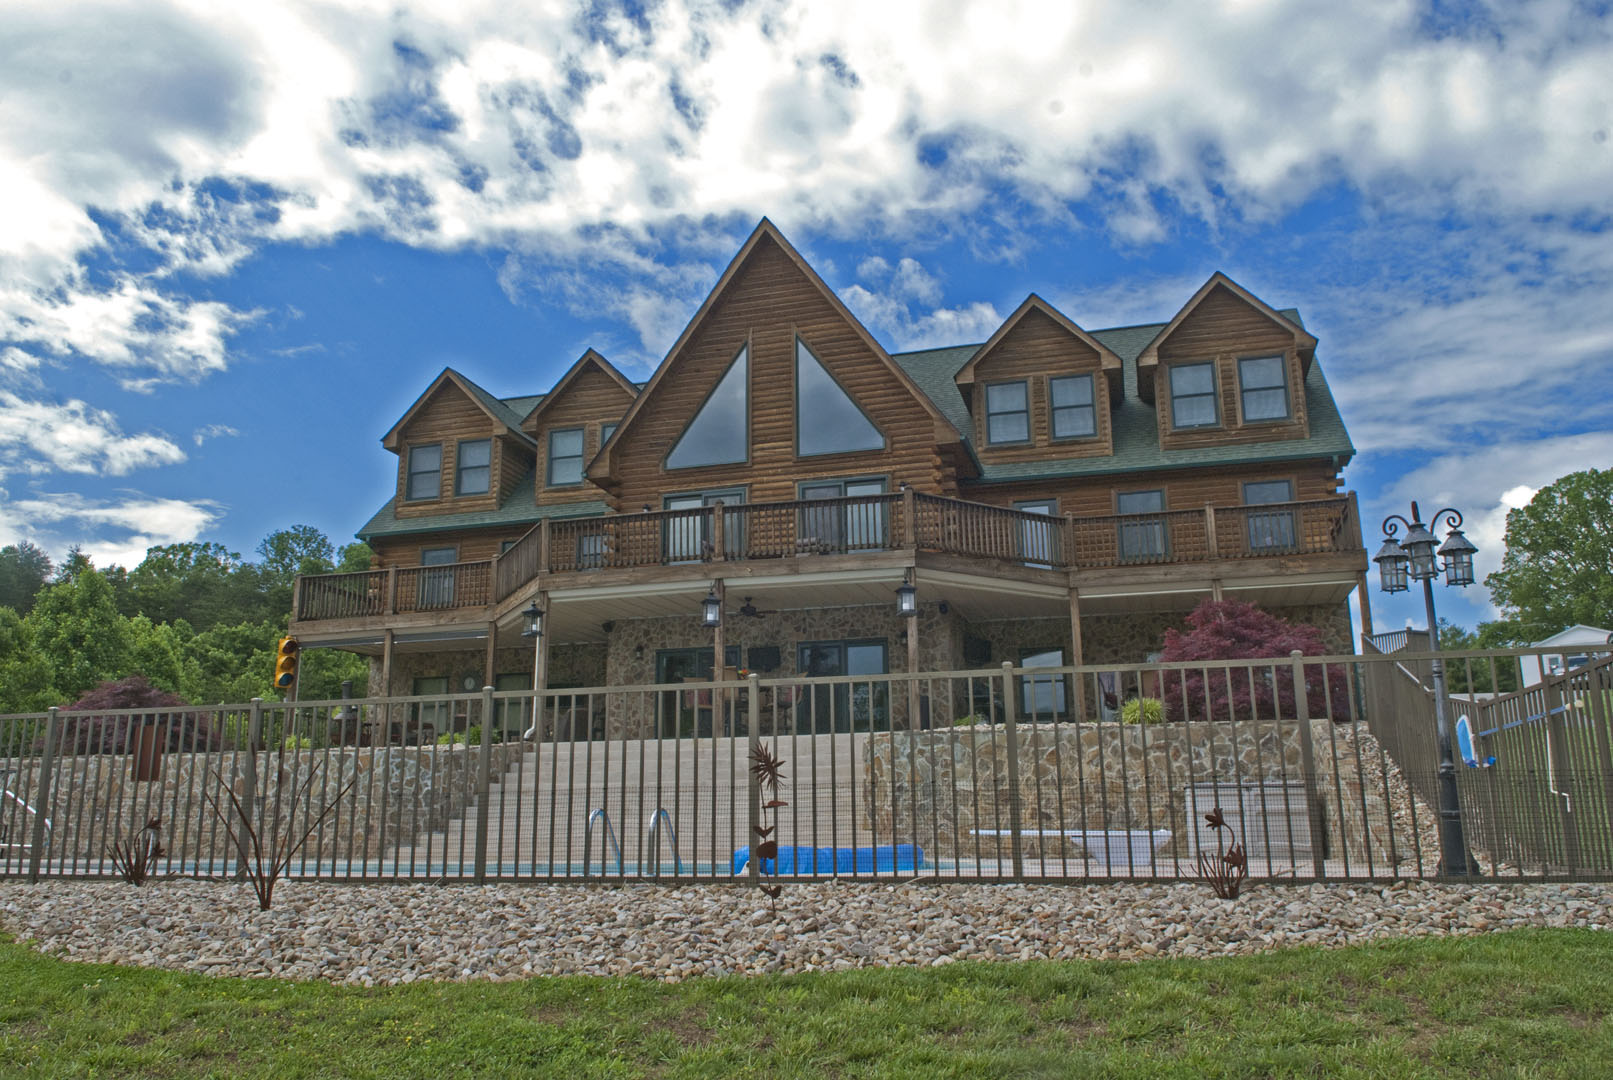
<box><xmin>702</xmin><ymin>585</ymin><xmax>723</xmax><ymax>628</ymax></box>
<box><xmin>521</xmin><ymin>601</ymin><xmax>545</xmax><ymax>639</ymax></box>
<box><xmin>896</xmin><ymin>572</ymin><xmax>917</xmax><ymax>617</ymax></box>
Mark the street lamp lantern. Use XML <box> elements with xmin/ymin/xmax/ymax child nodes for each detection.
<box><xmin>521</xmin><ymin>601</ymin><xmax>544</xmax><ymax>639</ymax></box>
<box><xmin>1375</xmin><ymin>500</ymin><xmax>1481</xmax><ymax>876</ymax></box>
<box><xmin>1437</xmin><ymin>527</ymin><xmax>1478</xmax><ymax>587</ymax></box>
<box><xmin>1373</xmin><ymin>537</ymin><xmax>1410</xmax><ymax>594</ymax></box>
<box><xmin>701</xmin><ymin>587</ymin><xmax>722</xmax><ymax>628</ymax></box>
<box><xmin>1400</xmin><ymin>517</ymin><xmax>1440</xmax><ymax>581</ymax></box>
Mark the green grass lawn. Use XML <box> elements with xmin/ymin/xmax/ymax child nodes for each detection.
<box><xmin>2</xmin><ymin>929</ymin><xmax>1610</xmax><ymax>1079</ymax></box>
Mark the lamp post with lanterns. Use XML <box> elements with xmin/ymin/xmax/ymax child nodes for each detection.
<box><xmin>1372</xmin><ymin>501</ymin><xmax>1481</xmax><ymax>876</ymax></box>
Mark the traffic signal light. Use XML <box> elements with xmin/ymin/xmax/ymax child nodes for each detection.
<box><xmin>273</xmin><ymin>636</ymin><xmax>300</xmax><ymax>691</ymax></box>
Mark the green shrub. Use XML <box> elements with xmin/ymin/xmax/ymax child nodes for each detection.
<box><xmin>282</xmin><ymin>734</ymin><xmax>311</xmax><ymax>750</ymax></box>
<box><xmin>435</xmin><ymin>725</ymin><xmax>501</xmax><ymax>746</ymax></box>
<box><xmin>952</xmin><ymin>714</ymin><xmax>988</xmax><ymax>727</ymax></box>
<box><xmin>1120</xmin><ymin>697</ymin><xmax>1165</xmax><ymax>725</ymax></box>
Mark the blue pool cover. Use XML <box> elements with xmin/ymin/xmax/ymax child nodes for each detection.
<box><xmin>731</xmin><ymin>844</ymin><xmax>925</xmax><ymax>875</ymax></box>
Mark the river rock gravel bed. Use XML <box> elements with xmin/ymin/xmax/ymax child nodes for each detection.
<box><xmin>2</xmin><ymin>878</ymin><xmax>1609</xmax><ymax>985</ymax></box>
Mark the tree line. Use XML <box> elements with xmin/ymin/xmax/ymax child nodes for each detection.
<box><xmin>0</xmin><ymin>526</ymin><xmax>372</xmax><ymax>714</ymax></box>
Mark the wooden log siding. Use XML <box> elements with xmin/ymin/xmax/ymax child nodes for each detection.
<box><xmin>962</xmin><ymin>462</ymin><xmax>1344</xmax><ymax>519</ymax></box>
<box><xmin>604</xmin><ymin>236</ymin><xmax>952</xmax><ymax>510</ymax></box>
<box><xmin>293</xmin><ymin>494</ymin><xmax>1360</xmax><ymax>622</ymax></box>
<box><xmin>1152</xmin><ymin>285</ymin><xmax>1311</xmax><ymax>451</ymax></box>
<box><xmin>967</xmin><ymin>308</ymin><xmax>1114</xmax><ymax>463</ymax></box>
<box><xmin>523</xmin><ymin>364</ymin><xmax>635</xmax><ymax>504</ymax></box>
<box><xmin>392</xmin><ymin>383</ymin><xmax>509</xmax><ymax>520</ymax></box>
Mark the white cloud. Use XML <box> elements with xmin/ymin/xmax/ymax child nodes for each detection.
<box><xmin>0</xmin><ymin>393</ymin><xmax>186</xmax><ymax>478</ymax></box>
<box><xmin>0</xmin><ymin>489</ymin><xmax>221</xmax><ymax>570</ymax></box>
<box><xmin>1364</xmin><ymin>431</ymin><xmax>1613</xmax><ymax>613</ymax></box>
<box><xmin>192</xmin><ymin>423</ymin><xmax>240</xmax><ymax>447</ymax></box>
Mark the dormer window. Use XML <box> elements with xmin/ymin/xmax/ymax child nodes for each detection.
<box><xmin>1050</xmin><ymin>375</ymin><xmax>1096</xmax><ymax>439</ymax></box>
<box><xmin>1169</xmin><ymin>363</ymin><xmax>1218</xmax><ymax>429</ymax></box>
<box><xmin>548</xmin><ymin>428</ymin><xmax>584</xmax><ymax>486</ymax></box>
<box><xmin>456</xmin><ymin>439</ymin><xmax>491</xmax><ymax>495</ymax></box>
<box><xmin>406</xmin><ymin>444</ymin><xmax>442</xmax><ymax>501</ymax></box>
<box><xmin>985</xmin><ymin>381</ymin><xmax>1030</xmax><ymax>445</ymax></box>
<box><xmin>1238</xmin><ymin>355</ymin><xmax>1289</xmax><ymax>421</ymax></box>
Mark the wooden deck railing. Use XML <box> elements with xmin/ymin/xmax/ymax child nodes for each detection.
<box><xmin>295</xmin><ymin>493</ymin><xmax>1362</xmax><ymax>621</ymax></box>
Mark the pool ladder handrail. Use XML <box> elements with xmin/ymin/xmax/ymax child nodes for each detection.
<box><xmin>582</xmin><ymin>808</ymin><xmax>623</xmax><ymax>877</ymax></box>
<box><xmin>0</xmin><ymin>769</ymin><xmax>50</xmax><ymax>856</ymax></box>
<box><xmin>644</xmin><ymin>808</ymin><xmax>682</xmax><ymax>877</ymax></box>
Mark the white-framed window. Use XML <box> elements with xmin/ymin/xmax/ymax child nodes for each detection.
<box><xmin>985</xmin><ymin>381</ymin><xmax>1030</xmax><ymax>444</ymax></box>
<box><xmin>1117</xmin><ymin>489</ymin><xmax>1167</xmax><ymax>562</ymax></box>
<box><xmin>406</xmin><ymin>444</ymin><xmax>442</xmax><ymax>501</ymax></box>
<box><xmin>1243</xmin><ymin>479</ymin><xmax>1296</xmax><ymax>551</ymax></box>
<box><xmin>1014</xmin><ymin>499</ymin><xmax>1057</xmax><ymax>567</ymax></box>
<box><xmin>547</xmin><ymin>428</ymin><xmax>584</xmax><ymax>486</ymax></box>
<box><xmin>1238</xmin><ymin>355</ymin><xmax>1289</xmax><ymax>421</ymax></box>
<box><xmin>1019</xmin><ymin>647</ymin><xmax>1068</xmax><ymax>717</ymax></box>
<box><xmin>455</xmin><ymin>439</ymin><xmax>491</xmax><ymax>495</ymax></box>
<box><xmin>1050</xmin><ymin>374</ymin><xmax>1096</xmax><ymax>439</ymax></box>
<box><xmin>1169</xmin><ymin>363</ymin><xmax>1218</xmax><ymax>429</ymax></box>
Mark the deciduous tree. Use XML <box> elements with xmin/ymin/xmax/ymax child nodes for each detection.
<box><xmin>1486</xmin><ymin>467</ymin><xmax>1613</xmax><ymax>642</ymax></box>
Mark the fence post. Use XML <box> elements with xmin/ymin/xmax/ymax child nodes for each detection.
<box><xmin>711</xmin><ymin>500</ymin><xmax>726</xmax><ymax>560</ymax></box>
<box><xmin>1000</xmin><ymin>661</ymin><xmax>1024</xmax><ymax>880</ymax></box>
<box><xmin>474</xmin><ymin>685</ymin><xmax>494</xmax><ymax>884</ymax></box>
<box><xmin>747</xmin><ymin>673</ymin><xmax>761</xmax><ymax>887</ymax></box>
<box><xmin>235</xmin><ymin>699</ymin><xmax>262</xmax><ymax>880</ymax></box>
<box><xmin>27</xmin><ymin>708</ymin><xmax>59</xmax><ymax>883</ymax></box>
<box><xmin>1290</xmin><ymin>650</ymin><xmax>1328</xmax><ymax>880</ymax></box>
<box><xmin>901</xmin><ymin>485</ymin><xmax>917</xmax><ymax>548</ymax></box>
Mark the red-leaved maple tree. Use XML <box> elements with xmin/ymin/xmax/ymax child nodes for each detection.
<box><xmin>1157</xmin><ymin>600</ymin><xmax>1350</xmax><ymax>723</ymax></box>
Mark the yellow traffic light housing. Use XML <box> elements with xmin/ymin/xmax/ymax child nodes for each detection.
<box><xmin>273</xmin><ymin>636</ymin><xmax>300</xmax><ymax>691</ymax></box>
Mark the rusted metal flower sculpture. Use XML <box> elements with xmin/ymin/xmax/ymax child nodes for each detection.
<box><xmin>750</xmin><ymin>743</ymin><xmax>788</xmax><ymax>908</ymax></box>
<box><xmin>1196</xmin><ymin>806</ymin><xmax>1249</xmax><ymax>900</ymax></box>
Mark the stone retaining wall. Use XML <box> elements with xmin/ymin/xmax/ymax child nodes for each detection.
<box><xmin>864</xmin><ymin>719</ymin><xmax>1408</xmax><ymax>865</ymax></box>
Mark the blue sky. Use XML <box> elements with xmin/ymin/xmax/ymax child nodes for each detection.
<box><xmin>2</xmin><ymin>0</ymin><xmax>1611</xmax><ymax>638</ymax></box>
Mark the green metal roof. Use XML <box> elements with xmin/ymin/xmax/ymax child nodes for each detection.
<box><xmin>356</xmin><ymin>465</ymin><xmax>608</xmax><ymax>541</ymax></box>
<box><xmin>889</xmin><ymin>309</ymin><xmax>1354</xmax><ymax>484</ymax></box>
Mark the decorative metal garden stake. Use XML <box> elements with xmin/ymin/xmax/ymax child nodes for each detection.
<box><xmin>1196</xmin><ymin>807</ymin><xmax>1249</xmax><ymax>900</ymax></box>
<box><xmin>750</xmin><ymin>743</ymin><xmax>787</xmax><ymax>910</ymax></box>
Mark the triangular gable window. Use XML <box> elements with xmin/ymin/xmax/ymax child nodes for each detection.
<box><xmin>666</xmin><ymin>345</ymin><xmax>748</xmax><ymax>469</ymax></box>
<box><xmin>796</xmin><ymin>338</ymin><xmax>884</xmax><ymax>457</ymax></box>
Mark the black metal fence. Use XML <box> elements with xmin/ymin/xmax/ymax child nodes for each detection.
<box><xmin>2</xmin><ymin>650</ymin><xmax>1608</xmax><ymax>885</ymax></box>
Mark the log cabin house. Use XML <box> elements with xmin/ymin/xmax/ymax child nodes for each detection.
<box><xmin>289</xmin><ymin>219</ymin><xmax>1370</xmax><ymax>737</ymax></box>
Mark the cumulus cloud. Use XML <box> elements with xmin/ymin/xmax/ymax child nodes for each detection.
<box><xmin>0</xmin><ymin>393</ymin><xmax>186</xmax><ymax>477</ymax></box>
<box><xmin>4</xmin><ymin>0</ymin><xmax>1612</xmax><ymax>374</ymax></box>
<box><xmin>0</xmin><ymin>489</ymin><xmax>221</xmax><ymax>570</ymax></box>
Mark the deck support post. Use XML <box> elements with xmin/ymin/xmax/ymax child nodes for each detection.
<box><xmin>1068</xmin><ymin>587</ymin><xmax>1085</xmax><ymax>721</ymax></box>
<box><xmin>1210</xmin><ymin>579</ymin><xmax>1224</xmax><ymax>603</ymax></box>
<box><xmin>483</xmin><ymin>622</ymin><xmax>497</xmax><ymax>690</ymax></box>
<box><xmin>711</xmin><ymin>580</ymin><xmax>726</xmax><ymax>734</ymax></box>
<box><xmin>1356</xmin><ymin>572</ymin><xmax>1375</xmax><ymax>642</ymax></box>
<box><xmin>907</xmin><ymin>568</ymin><xmax>920</xmax><ymax>729</ymax></box>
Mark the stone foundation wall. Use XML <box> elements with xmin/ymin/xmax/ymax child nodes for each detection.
<box><xmin>601</xmin><ymin>604</ymin><xmax>964</xmax><ymax>738</ymax></box>
<box><xmin>4</xmin><ymin>744</ymin><xmax>523</xmax><ymax>867</ymax></box>
<box><xmin>864</xmin><ymin>718</ymin><xmax>1406</xmax><ymax>865</ymax></box>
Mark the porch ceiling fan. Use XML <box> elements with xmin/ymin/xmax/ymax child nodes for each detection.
<box><xmin>733</xmin><ymin>596</ymin><xmax>776</xmax><ymax>619</ymax></box>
